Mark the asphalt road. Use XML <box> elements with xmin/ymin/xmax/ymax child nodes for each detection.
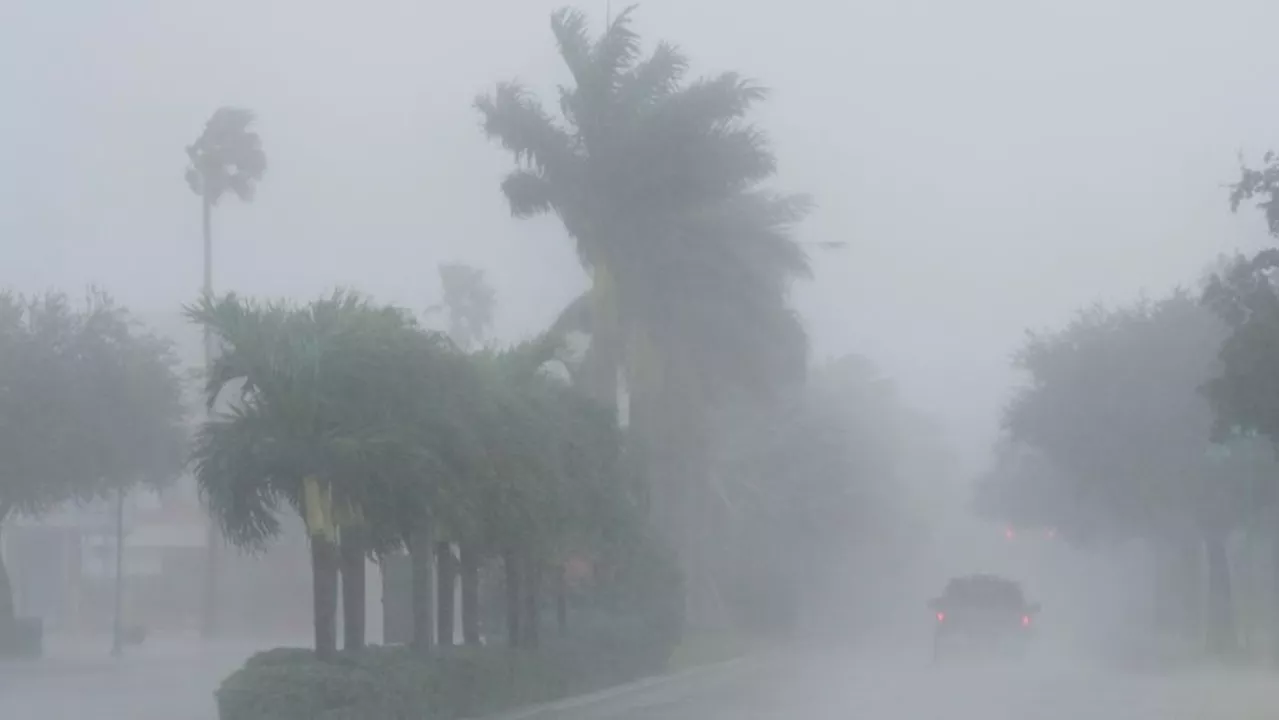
<box><xmin>0</xmin><ymin>637</ymin><xmax>267</xmax><ymax>720</ymax></box>
<box><xmin>1</xmin><ymin>640</ymin><xmax>1275</xmax><ymax>720</ymax></box>
<box><xmin>497</xmin><ymin>643</ymin><xmax>1280</xmax><ymax>720</ymax></box>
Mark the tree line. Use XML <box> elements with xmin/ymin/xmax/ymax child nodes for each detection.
<box><xmin>977</xmin><ymin>151</ymin><xmax>1279</xmax><ymax>658</ymax></box>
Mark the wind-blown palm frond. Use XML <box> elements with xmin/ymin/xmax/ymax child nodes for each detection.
<box><xmin>185</xmin><ymin>291</ymin><xmax>472</xmax><ymax>553</ymax></box>
<box><xmin>617</xmin><ymin>42</ymin><xmax>689</xmax><ymax>113</ymax></box>
<box><xmin>191</xmin><ymin>403</ymin><xmax>289</xmax><ymax>551</ymax></box>
<box><xmin>589</xmin><ymin>5</ymin><xmax>641</xmax><ymax>93</ymax></box>
<box><xmin>475</xmin><ymin>84</ymin><xmax>579</xmax><ymax>179</ymax></box>
<box><xmin>185</xmin><ymin>107</ymin><xmax>267</xmax><ymax>204</ymax></box>
<box><xmin>551</xmin><ymin>8</ymin><xmax>595</xmax><ymax>87</ymax></box>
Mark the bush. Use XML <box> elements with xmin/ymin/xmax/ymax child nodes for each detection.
<box><xmin>217</xmin><ymin>623</ymin><xmax>677</xmax><ymax>720</ymax></box>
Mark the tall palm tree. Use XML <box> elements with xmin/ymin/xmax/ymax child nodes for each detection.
<box><xmin>475</xmin><ymin>6</ymin><xmax>811</xmax><ymax>624</ymax></box>
<box><xmin>185</xmin><ymin>106</ymin><xmax>266</xmax><ymax>637</ymax></box>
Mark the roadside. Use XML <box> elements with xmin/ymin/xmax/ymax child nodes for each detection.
<box><xmin>481</xmin><ymin>653</ymin><xmax>774</xmax><ymax>720</ymax></box>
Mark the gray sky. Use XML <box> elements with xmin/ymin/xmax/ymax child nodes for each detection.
<box><xmin>1</xmin><ymin>0</ymin><xmax>1275</xmax><ymax>471</ymax></box>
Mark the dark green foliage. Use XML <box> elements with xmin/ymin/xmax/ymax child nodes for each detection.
<box><xmin>999</xmin><ymin>292</ymin><xmax>1261</xmax><ymax>539</ymax></box>
<box><xmin>186</xmin><ymin>291</ymin><xmax>461</xmax><ymax>553</ymax></box>
<box><xmin>0</xmin><ymin>289</ymin><xmax>187</xmax><ymax>516</ymax></box>
<box><xmin>0</xmin><ymin>289</ymin><xmax>187</xmax><ymax>624</ymax></box>
<box><xmin>216</xmin><ymin>627</ymin><xmax>675</xmax><ymax>720</ymax></box>
<box><xmin>1201</xmin><ymin>250</ymin><xmax>1277</xmax><ymax>446</ymax></box>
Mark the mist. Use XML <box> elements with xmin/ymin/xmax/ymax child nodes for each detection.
<box><xmin>0</xmin><ymin>0</ymin><xmax>1276</xmax><ymax>718</ymax></box>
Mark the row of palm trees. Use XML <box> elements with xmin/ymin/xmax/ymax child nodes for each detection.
<box><xmin>187</xmin><ymin>291</ymin><xmax>639</xmax><ymax>658</ymax></box>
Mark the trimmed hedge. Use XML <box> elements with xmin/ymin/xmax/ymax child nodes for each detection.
<box><xmin>217</xmin><ymin>624</ymin><xmax>675</xmax><ymax>720</ymax></box>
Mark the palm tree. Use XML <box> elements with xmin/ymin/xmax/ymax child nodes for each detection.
<box><xmin>187</xmin><ymin>292</ymin><xmax>453</xmax><ymax>658</ymax></box>
<box><xmin>475</xmin><ymin>6</ymin><xmax>811</xmax><ymax>624</ymax></box>
<box><xmin>185</xmin><ymin>106</ymin><xmax>266</xmax><ymax>637</ymax></box>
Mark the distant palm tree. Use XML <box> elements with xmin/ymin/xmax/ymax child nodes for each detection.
<box><xmin>476</xmin><ymin>6</ymin><xmax>811</xmax><ymax>625</ymax></box>
<box><xmin>184</xmin><ymin>106</ymin><xmax>266</xmax><ymax>637</ymax></box>
<box><xmin>185</xmin><ymin>107</ymin><xmax>267</xmax><ymax>299</ymax></box>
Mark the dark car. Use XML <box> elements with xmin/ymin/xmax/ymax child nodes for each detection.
<box><xmin>928</xmin><ymin>574</ymin><xmax>1040</xmax><ymax>663</ymax></box>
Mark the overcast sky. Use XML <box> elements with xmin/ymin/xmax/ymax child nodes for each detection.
<box><xmin>1</xmin><ymin>0</ymin><xmax>1275</xmax><ymax>471</ymax></box>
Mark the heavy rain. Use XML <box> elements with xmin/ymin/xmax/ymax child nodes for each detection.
<box><xmin>0</xmin><ymin>1</ymin><xmax>1276</xmax><ymax>719</ymax></box>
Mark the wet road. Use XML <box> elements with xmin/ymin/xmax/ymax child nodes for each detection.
<box><xmin>0</xmin><ymin>637</ymin><xmax>268</xmax><ymax>720</ymax></box>
<box><xmin>512</xmin><ymin>648</ymin><xmax>1279</xmax><ymax>720</ymax></box>
<box><xmin>2</xmin><ymin>641</ymin><xmax>1275</xmax><ymax>720</ymax></box>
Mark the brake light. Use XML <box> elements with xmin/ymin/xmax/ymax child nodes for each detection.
<box><xmin>1021</xmin><ymin>615</ymin><xmax>1031</xmax><ymax>627</ymax></box>
<box><xmin>936</xmin><ymin>612</ymin><xmax>946</xmax><ymax>623</ymax></box>
<box><xmin>1005</xmin><ymin>527</ymin><xmax>1015</xmax><ymax>540</ymax></box>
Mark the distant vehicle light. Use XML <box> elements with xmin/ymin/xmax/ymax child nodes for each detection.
<box><xmin>1021</xmin><ymin>615</ymin><xmax>1031</xmax><ymax>627</ymax></box>
<box><xmin>936</xmin><ymin>612</ymin><xmax>946</xmax><ymax>623</ymax></box>
<box><xmin>1005</xmin><ymin>527</ymin><xmax>1015</xmax><ymax>540</ymax></box>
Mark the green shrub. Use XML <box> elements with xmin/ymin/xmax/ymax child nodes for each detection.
<box><xmin>217</xmin><ymin>623</ymin><xmax>677</xmax><ymax>720</ymax></box>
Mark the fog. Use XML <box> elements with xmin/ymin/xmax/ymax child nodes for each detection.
<box><xmin>4</xmin><ymin>0</ymin><xmax>1275</xmax><ymax>471</ymax></box>
<box><xmin>0</xmin><ymin>0</ymin><xmax>1276</xmax><ymax>718</ymax></box>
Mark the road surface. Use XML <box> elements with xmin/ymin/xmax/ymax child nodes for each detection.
<box><xmin>1</xmin><ymin>640</ymin><xmax>1275</xmax><ymax>720</ymax></box>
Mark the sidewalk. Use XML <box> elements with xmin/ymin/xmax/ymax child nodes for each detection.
<box><xmin>482</xmin><ymin>654</ymin><xmax>774</xmax><ymax>720</ymax></box>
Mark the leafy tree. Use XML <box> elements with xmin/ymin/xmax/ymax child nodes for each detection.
<box><xmin>0</xmin><ymin>290</ymin><xmax>187</xmax><ymax>624</ymax></box>
<box><xmin>476</xmin><ymin>6</ymin><xmax>811</xmax><ymax>623</ymax></box>
<box><xmin>999</xmin><ymin>292</ymin><xmax>1275</xmax><ymax>654</ymax></box>
<box><xmin>1192</xmin><ymin>158</ymin><xmax>1280</xmax><ymax>661</ymax></box>
<box><xmin>187</xmin><ymin>291</ymin><xmax>457</xmax><ymax>658</ymax></box>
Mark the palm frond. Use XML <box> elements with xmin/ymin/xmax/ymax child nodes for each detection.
<box><xmin>653</xmin><ymin>72</ymin><xmax>768</xmax><ymax>128</ymax></box>
<box><xmin>500</xmin><ymin>169</ymin><xmax>557</xmax><ymax>218</ymax></box>
<box><xmin>474</xmin><ymin>83</ymin><xmax>579</xmax><ymax>178</ymax></box>
<box><xmin>191</xmin><ymin>404</ymin><xmax>289</xmax><ymax>551</ymax></box>
<box><xmin>186</xmin><ymin>106</ymin><xmax>267</xmax><ymax>205</ymax></box>
<box><xmin>591</xmin><ymin>4</ymin><xmax>642</xmax><ymax>90</ymax></box>
<box><xmin>617</xmin><ymin>42</ymin><xmax>690</xmax><ymax>113</ymax></box>
<box><xmin>551</xmin><ymin>7</ymin><xmax>594</xmax><ymax>87</ymax></box>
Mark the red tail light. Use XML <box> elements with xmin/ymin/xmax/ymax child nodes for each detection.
<box><xmin>936</xmin><ymin>612</ymin><xmax>946</xmax><ymax>623</ymax></box>
<box><xmin>1021</xmin><ymin>615</ymin><xmax>1031</xmax><ymax>627</ymax></box>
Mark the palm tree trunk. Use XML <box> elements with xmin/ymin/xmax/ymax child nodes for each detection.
<box><xmin>1204</xmin><ymin>530</ymin><xmax>1236</xmax><ymax>656</ymax></box>
<box><xmin>503</xmin><ymin>548</ymin><xmax>521</xmax><ymax>648</ymax></box>
<box><xmin>199</xmin><ymin>191</ymin><xmax>222</xmax><ymax>640</ymax></box>
<box><xmin>410</xmin><ymin>528</ymin><xmax>434</xmax><ymax>653</ymax></box>
<box><xmin>340</xmin><ymin>526</ymin><xmax>366</xmax><ymax>652</ymax></box>
<box><xmin>522</xmin><ymin>556</ymin><xmax>540</xmax><ymax>649</ymax></box>
<box><xmin>555</xmin><ymin>564</ymin><xmax>568</xmax><ymax>637</ymax></box>
<box><xmin>459</xmin><ymin>544</ymin><xmax>480</xmax><ymax>645</ymax></box>
<box><xmin>310</xmin><ymin>536</ymin><xmax>339</xmax><ymax>661</ymax></box>
<box><xmin>436</xmin><ymin>541</ymin><xmax>456</xmax><ymax>646</ymax></box>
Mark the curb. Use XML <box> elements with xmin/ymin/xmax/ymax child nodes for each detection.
<box><xmin>476</xmin><ymin>655</ymin><xmax>764</xmax><ymax>720</ymax></box>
